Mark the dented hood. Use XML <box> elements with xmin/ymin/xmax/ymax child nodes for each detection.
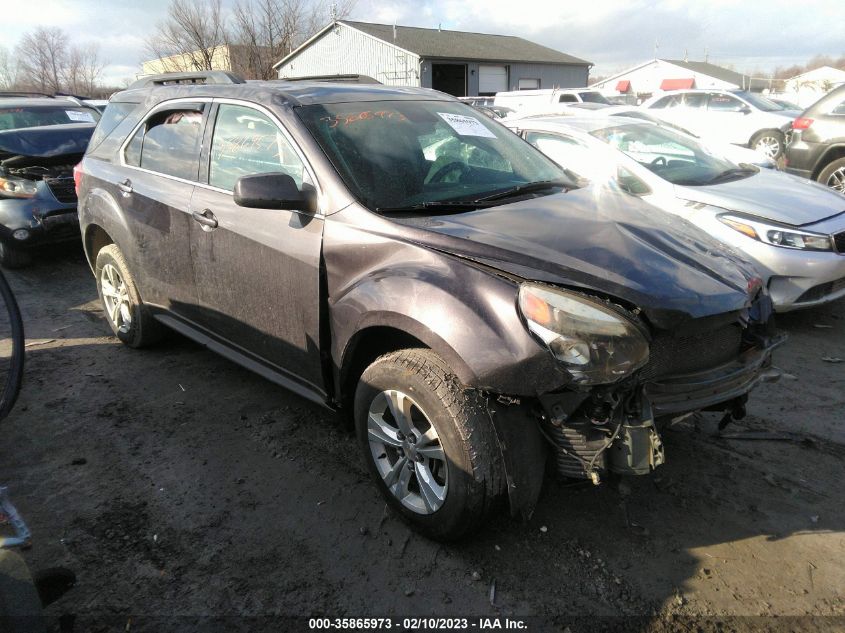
<box><xmin>394</xmin><ymin>184</ymin><xmax>758</xmax><ymax>327</ymax></box>
<box><xmin>0</xmin><ymin>123</ymin><xmax>95</xmax><ymax>162</ymax></box>
<box><xmin>675</xmin><ymin>169</ymin><xmax>845</xmax><ymax>227</ymax></box>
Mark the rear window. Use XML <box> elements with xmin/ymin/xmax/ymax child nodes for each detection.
<box><xmin>0</xmin><ymin>105</ymin><xmax>99</xmax><ymax>131</ymax></box>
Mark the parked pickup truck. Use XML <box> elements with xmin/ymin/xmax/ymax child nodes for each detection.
<box><xmin>76</xmin><ymin>72</ymin><xmax>782</xmax><ymax>539</ymax></box>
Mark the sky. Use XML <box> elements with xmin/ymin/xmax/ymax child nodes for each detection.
<box><xmin>2</xmin><ymin>0</ymin><xmax>843</xmax><ymax>86</ymax></box>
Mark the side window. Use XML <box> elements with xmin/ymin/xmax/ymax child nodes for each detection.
<box><xmin>558</xmin><ymin>94</ymin><xmax>578</xmax><ymax>103</ymax></box>
<box><xmin>524</xmin><ymin>131</ymin><xmax>587</xmax><ymax>169</ymax></box>
<box><xmin>708</xmin><ymin>94</ymin><xmax>745</xmax><ymax>112</ymax></box>
<box><xmin>830</xmin><ymin>99</ymin><xmax>845</xmax><ymax>115</ymax></box>
<box><xmin>651</xmin><ymin>95</ymin><xmax>683</xmax><ymax>109</ymax></box>
<box><xmin>208</xmin><ymin>104</ymin><xmax>306</xmax><ymax>191</ymax></box>
<box><xmin>683</xmin><ymin>94</ymin><xmax>707</xmax><ymax>109</ymax></box>
<box><xmin>124</xmin><ymin>107</ymin><xmax>204</xmax><ymax>180</ymax></box>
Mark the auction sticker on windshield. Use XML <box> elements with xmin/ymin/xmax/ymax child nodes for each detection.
<box><xmin>66</xmin><ymin>110</ymin><xmax>96</xmax><ymax>123</ymax></box>
<box><xmin>438</xmin><ymin>112</ymin><xmax>496</xmax><ymax>138</ymax></box>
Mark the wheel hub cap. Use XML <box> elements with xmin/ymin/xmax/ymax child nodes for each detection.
<box><xmin>100</xmin><ymin>263</ymin><xmax>132</xmax><ymax>334</ymax></box>
<box><xmin>367</xmin><ymin>389</ymin><xmax>448</xmax><ymax>515</ymax></box>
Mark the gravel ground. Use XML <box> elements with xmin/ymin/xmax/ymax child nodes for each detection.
<box><xmin>1</xmin><ymin>246</ymin><xmax>844</xmax><ymax>633</ymax></box>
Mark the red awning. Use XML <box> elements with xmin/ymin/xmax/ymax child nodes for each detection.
<box><xmin>616</xmin><ymin>80</ymin><xmax>630</xmax><ymax>92</ymax></box>
<box><xmin>660</xmin><ymin>78</ymin><xmax>695</xmax><ymax>90</ymax></box>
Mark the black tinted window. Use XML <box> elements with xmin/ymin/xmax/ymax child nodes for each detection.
<box><xmin>126</xmin><ymin>108</ymin><xmax>204</xmax><ymax>180</ymax></box>
<box><xmin>558</xmin><ymin>94</ymin><xmax>578</xmax><ymax>103</ymax></box>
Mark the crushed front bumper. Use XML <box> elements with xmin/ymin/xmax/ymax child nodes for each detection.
<box><xmin>643</xmin><ymin>333</ymin><xmax>786</xmax><ymax>417</ymax></box>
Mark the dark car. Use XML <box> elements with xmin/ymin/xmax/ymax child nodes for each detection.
<box><xmin>0</xmin><ymin>96</ymin><xmax>99</xmax><ymax>267</ymax></box>
<box><xmin>76</xmin><ymin>73</ymin><xmax>782</xmax><ymax>539</ymax></box>
<box><xmin>785</xmin><ymin>84</ymin><xmax>845</xmax><ymax>193</ymax></box>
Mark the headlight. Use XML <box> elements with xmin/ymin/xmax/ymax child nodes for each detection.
<box><xmin>0</xmin><ymin>175</ymin><xmax>38</xmax><ymax>199</ymax></box>
<box><xmin>718</xmin><ymin>214</ymin><xmax>832</xmax><ymax>252</ymax></box>
<box><xmin>518</xmin><ymin>283</ymin><xmax>649</xmax><ymax>385</ymax></box>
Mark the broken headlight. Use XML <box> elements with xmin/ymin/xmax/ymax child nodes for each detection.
<box><xmin>0</xmin><ymin>175</ymin><xmax>38</xmax><ymax>199</ymax></box>
<box><xmin>519</xmin><ymin>283</ymin><xmax>649</xmax><ymax>385</ymax></box>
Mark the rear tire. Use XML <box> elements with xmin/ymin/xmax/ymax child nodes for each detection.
<box><xmin>0</xmin><ymin>243</ymin><xmax>31</xmax><ymax>269</ymax></box>
<box><xmin>354</xmin><ymin>348</ymin><xmax>503</xmax><ymax>540</ymax></box>
<box><xmin>817</xmin><ymin>157</ymin><xmax>845</xmax><ymax>193</ymax></box>
<box><xmin>750</xmin><ymin>130</ymin><xmax>784</xmax><ymax>159</ymax></box>
<box><xmin>95</xmin><ymin>244</ymin><xmax>163</xmax><ymax>348</ymax></box>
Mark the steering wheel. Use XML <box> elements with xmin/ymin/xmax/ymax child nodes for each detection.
<box><xmin>429</xmin><ymin>161</ymin><xmax>471</xmax><ymax>183</ymax></box>
<box><xmin>650</xmin><ymin>156</ymin><xmax>668</xmax><ymax>167</ymax></box>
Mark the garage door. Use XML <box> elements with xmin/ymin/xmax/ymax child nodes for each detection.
<box><xmin>479</xmin><ymin>65</ymin><xmax>508</xmax><ymax>95</ymax></box>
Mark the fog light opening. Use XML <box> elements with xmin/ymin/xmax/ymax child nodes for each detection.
<box><xmin>12</xmin><ymin>229</ymin><xmax>30</xmax><ymax>241</ymax></box>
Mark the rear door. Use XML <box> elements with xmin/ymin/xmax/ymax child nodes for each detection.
<box><xmin>189</xmin><ymin>101</ymin><xmax>325</xmax><ymax>392</ymax></box>
<box><xmin>704</xmin><ymin>92</ymin><xmax>750</xmax><ymax>144</ymax></box>
<box><xmin>117</xmin><ymin>101</ymin><xmax>208</xmax><ymax>319</ymax></box>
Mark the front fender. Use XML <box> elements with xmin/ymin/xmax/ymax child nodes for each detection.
<box><xmin>326</xmin><ymin>207</ymin><xmax>568</xmax><ymax>396</ymax></box>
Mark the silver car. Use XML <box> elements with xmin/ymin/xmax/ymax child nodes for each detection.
<box><xmin>506</xmin><ymin>115</ymin><xmax>845</xmax><ymax>311</ymax></box>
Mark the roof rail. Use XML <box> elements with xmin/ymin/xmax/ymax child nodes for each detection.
<box><xmin>128</xmin><ymin>71</ymin><xmax>245</xmax><ymax>89</ymax></box>
<box><xmin>0</xmin><ymin>91</ymin><xmax>54</xmax><ymax>99</ymax></box>
<box><xmin>277</xmin><ymin>74</ymin><xmax>382</xmax><ymax>85</ymax></box>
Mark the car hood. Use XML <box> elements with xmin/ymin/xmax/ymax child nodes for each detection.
<box><xmin>675</xmin><ymin>169</ymin><xmax>845</xmax><ymax>227</ymax></box>
<box><xmin>0</xmin><ymin>123</ymin><xmax>95</xmax><ymax>165</ymax></box>
<box><xmin>393</xmin><ymin>185</ymin><xmax>758</xmax><ymax>328</ymax></box>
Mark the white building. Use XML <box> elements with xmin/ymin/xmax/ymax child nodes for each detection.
<box><xmin>273</xmin><ymin>20</ymin><xmax>592</xmax><ymax>97</ymax></box>
<box><xmin>782</xmin><ymin>66</ymin><xmax>845</xmax><ymax>108</ymax></box>
<box><xmin>591</xmin><ymin>59</ymin><xmax>765</xmax><ymax>100</ymax></box>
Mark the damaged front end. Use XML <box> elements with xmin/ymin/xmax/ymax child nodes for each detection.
<box><xmin>536</xmin><ymin>288</ymin><xmax>782</xmax><ymax>482</ymax></box>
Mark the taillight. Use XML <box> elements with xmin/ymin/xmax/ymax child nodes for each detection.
<box><xmin>792</xmin><ymin>117</ymin><xmax>814</xmax><ymax>130</ymax></box>
<box><xmin>73</xmin><ymin>161</ymin><xmax>83</xmax><ymax>196</ymax></box>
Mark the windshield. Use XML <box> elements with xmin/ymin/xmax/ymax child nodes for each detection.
<box><xmin>579</xmin><ymin>92</ymin><xmax>611</xmax><ymax>104</ymax></box>
<box><xmin>733</xmin><ymin>91</ymin><xmax>781</xmax><ymax>112</ymax></box>
<box><xmin>590</xmin><ymin>123</ymin><xmax>754</xmax><ymax>186</ymax></box>
<box><xmin>297</xmin><ymin>100</ymin><xmax>568</xmax><ymax>210</ymax></box>
<box><xmin>0</xmin><ymin>105</ymin><xmax>100</xmax><ymax>131</ymax></box>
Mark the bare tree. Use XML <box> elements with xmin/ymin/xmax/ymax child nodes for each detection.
<box><xmin>230</xmin><ymin>0</ymin><xmax>354</xmax><ymax>80</ymax></box>
<box><xmin>64</xmin><ymin>43</ymin><xmax>105</xmax><ymax>96</ymax></box>
<box><xmin>0</xmin><ymin>45</ymin><xmax>20</xmax><ymax>90</ymax></box>
<box><xmin>15</xmin><ymin>27</ymin><xmax>68</xmax><ymax>93</ymax></box>
<box><xmin>145</xmin><ymin>0</ymin><xmax>229</xmax><ymax>72</ymax></box>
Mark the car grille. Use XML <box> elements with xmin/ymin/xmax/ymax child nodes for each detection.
<box><xmin>834</xmin><ymin>230</ymin><xmax>845</xmax><ymax>254</ymax></box>
<box><xmin>45</xmin><ymin>177</ymin><xmax>77</xmax><ymax>204</ymax></box>
<box><xmin>639</xmin><ymin>324</ymin><xmax>743</xmax><ymax>381</ymax></box>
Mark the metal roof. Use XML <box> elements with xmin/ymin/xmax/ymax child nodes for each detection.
<box><xmin>662</xmin><ymin>60</ymin><xmax>765</xmax><ymax>90</ymax></box>
<box><xmin>302</xmin><ymin>20</ymin><xmax>590</xmax><ymax>66</ymax></box>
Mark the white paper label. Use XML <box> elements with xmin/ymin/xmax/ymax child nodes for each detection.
<box><xmin>438</xmin><ymin>112</ymin><xmax>496</xmax><ymax>138</ymax></box>
<box><xmin>66</xmin><ymin>110</ymin><xmax>96</xmax><ymax>123</ymax></box>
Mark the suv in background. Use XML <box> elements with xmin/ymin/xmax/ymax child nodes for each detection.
<box><xmin>0</xmin><ymin>95</ymin><xmax>99</xmax><ymax>267</ymax></box>
<box><xmin>784</xmin><ymin>84</ymin><xmax>845</xmax><ymax>193</ymax></box>
<box><xmin>641</xmin><ymin>89</ymin><xmax>798</xmax><ymax>159</ymax></box>
<box><xmin>76</xmin><ymin>72</ymin><xmax>780</xmax><ymax>539</ymax></box>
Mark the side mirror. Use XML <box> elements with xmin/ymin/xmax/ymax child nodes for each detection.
<box><xmin>233</xmin><ymin>172</ymin><xmax>317</xmax><ymax>213</ymax></box>
<box><xmin>740</xmin><ymin>105</ymin><xmax>752</xmax><ymax>115</ymax></box>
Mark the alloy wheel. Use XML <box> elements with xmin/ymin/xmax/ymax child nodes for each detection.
<box><xmin>826</xmin><ymin>166</ymin><xmax>845</xmax><ymax>193</ymax></box>
<box><xmin>100</xmin><ymin>263</ymin><xmax>132</xmax><ymax>334</ymax></box>
<box><xmin>754</xmin><ymin>135</ymin><xmax>781</xmax><ymax>159</ymax></box>
<box><xmin>367</xmin><ymin>389</ymin><xmax>448</xmax><ymax>514</ymax></box>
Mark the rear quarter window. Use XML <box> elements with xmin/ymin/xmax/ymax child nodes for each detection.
<box><xmin>87</xmin><ymin>102</ymin><xmax>140</xmax><ymax>154</ymax></box>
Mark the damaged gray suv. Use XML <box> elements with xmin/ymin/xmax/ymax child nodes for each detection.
<box><xmin>76</xmin><ymin>73</ymin><xmax>783</xmax><ymax>539</ymax></box>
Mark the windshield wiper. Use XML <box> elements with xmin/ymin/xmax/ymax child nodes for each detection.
<box><xmin>705</xmin><ymin>167</ymin><xmax>757</xmax><ymax>185</ymax></box>
<box><xmin>472</xmin><ymin>178</ymin><xmax>572</xmax><ymax>203</ymax></box>
<box><xmin>376</xmin><ymin>200</ymin><xmax>493</xmax><ymax>213</ymax></box>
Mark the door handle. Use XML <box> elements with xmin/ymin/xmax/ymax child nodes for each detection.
<box><xmin>117</xmin><ymin>179</ymin><xmax>132</xmax><ymax>194</ymax></box>
<box><xmin>192</xmin><ymin>209</ymin><xmax>218</xmax><ymax>229</ymax></box>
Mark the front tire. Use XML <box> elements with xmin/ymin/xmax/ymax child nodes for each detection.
<box><xmin>817</xmin><ymin>157</ymin><xmax>845</xmax><ymax>193</ymax></box>
<box><xmin>0</xmin><ymin>242</ymin><xmax>32</xmax><ymax>269</ymax></box>
<box><xmin>354</xmin><ymin>349</ymin><xmax>503</xmax><ymax>540</ymax></box>
<box><xmin>750</xmin><ymin>130</ymin><xmax>784</xmax><ymax>159</ymax></box>
<box><xmin>95</xmin><ymin>244</ymin><xmax>163</xmax><ymax>348</ymax></box>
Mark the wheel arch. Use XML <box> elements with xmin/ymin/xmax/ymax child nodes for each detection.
<box><xmin>83</xmin><ymin>224</ymin><xmax>115</xmax><ymax>271</ymax></box>
<box><xmin>812</xmin><ymin>145</ymin><xmax>845</xmax><ymax>180</ymax></box>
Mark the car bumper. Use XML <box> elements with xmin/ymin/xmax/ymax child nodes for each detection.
<box><xmin>0</xmin><ymin>197</ymin><xmax>80</xmax><ymax>248</ymax></box>
<box><xmin>644</xmin><ymin>334</ymin><xmax>785</xmax><ymax>417</ymax></box>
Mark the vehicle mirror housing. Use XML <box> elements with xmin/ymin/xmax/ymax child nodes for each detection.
<box><xmin>233</xmin><ymin>172</ymin><xmax>317</xmax><ymax>213</ymax></box>
<box><xmin>740</xmin><ymin>105</ymin><xmax>752</xmax><ymax>115</ymax></box>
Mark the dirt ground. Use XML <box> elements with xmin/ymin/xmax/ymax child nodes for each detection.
<box><xmin>1</xmin><ymin>246</ymin><xmax>843</xmax><ymax>632</ymax></box>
